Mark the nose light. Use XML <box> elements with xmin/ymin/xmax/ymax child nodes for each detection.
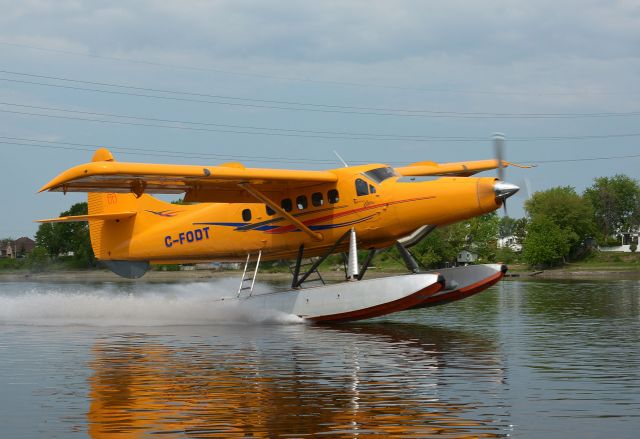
<box><xmin>494</xmin><ymin>181</ymin><xmax>520</xmax><ymax>200</ymax></box>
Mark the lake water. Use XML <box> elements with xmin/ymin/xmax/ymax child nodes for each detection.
<box><xmin>0</xmin><ymin>278</ymin><xmax>638</xmax><ymax>438</ymax></box>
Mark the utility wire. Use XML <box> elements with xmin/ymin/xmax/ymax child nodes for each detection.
<box><xmin>0</xmin><ymin>101</ymin><xmax>496</xmax><ymax>141</ymax></box>
<box><xmin>2</xmin><ymin>101</ymin><xmax>640</xmax><ymax>143</ymax></box>
<box><xmin>1</xmin><ymin>136</ymin><xmax>639</xmax><ymax>166</ymax></box>
<box><xmin>0</xmin><ymin>107</ymin><xmax>449</xmax><ymax>141</ymax></box>
<box><xmin>0</xmin><ymin>136</ymin><xmax>339</xmax><ymax>165</ymax></box>
<box><xmin>1</xmin><ymin>70</ymin><xmax>638</xmax><ymax>118</ymax></box>
<box><xmin>526</xmin><ymin>154</ymin><xmax>640</xmax><ymax>164</ymax></box>
<box><xmin>0</xmin><ymin>40</ymin><xmax>633</xmax><ymax>97</ymax></box>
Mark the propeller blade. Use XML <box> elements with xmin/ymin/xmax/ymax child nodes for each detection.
<box><xmin>494</xmin><ymin>181</ymin><xmax>519</xmax><ymax>217</ymax></box>
<box><xmin>493</xmin><ymin>132</ymin><xmax>505</xmax><ymax>181</ymax></box>
<box><xmin>523</xmin><ymin>177</ymin><xmax>532</xmax><ymax>200</ymax></box>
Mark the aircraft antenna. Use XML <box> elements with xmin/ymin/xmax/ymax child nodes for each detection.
<box><xmin>333</xmin><ymin>150</ymin><xmax>349</xmax><ymax>167</ymax></box>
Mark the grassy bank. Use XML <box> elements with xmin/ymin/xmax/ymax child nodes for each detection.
<box><xmin>1</xmin><ymin>251</ymin><xmax>638</xmax><ymax>282</ymax></box>
<box><xmin>506</xmin><ymin>251</ymin><xmax>640</xmax><ymax>279</ymax></box>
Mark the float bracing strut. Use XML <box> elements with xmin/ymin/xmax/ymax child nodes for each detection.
<box><xmin>395</xmin><ymin>241</ymin><xmax>420</xmax><ymax>273</ymax></box>
<box><xmin>292</xmin><ymin>229</ymin><xmax>351</xmax><ymax>289</ymax></box>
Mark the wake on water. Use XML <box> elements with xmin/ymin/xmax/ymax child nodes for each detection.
<box><xmin>0</xmin><ymin>279</ymin><xmax>304</xmax><ymax>326</ymax></box>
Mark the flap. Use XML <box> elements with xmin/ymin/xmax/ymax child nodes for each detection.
<box><xmin>396</xmin><ymin>159</ymin><xmax>529</xmax><ymax>177</ymax></box>
<box><xmin>39</xmin><ymin>158</ymin><xmax>339</xmax><ymax>201</ymax></box>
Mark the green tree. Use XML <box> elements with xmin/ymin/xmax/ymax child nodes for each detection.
<box><xmin>465</xmin><ymin>212</ymin><xmax>499</xmax><ymax>262</ymax></box>
<box><xmin>525</xmin><ymin>186</ymin><xmax>595</xmax><ymax>253</ymax></box>
<box><xmin>498</xmin><ymin>216</ymin><xmax>527</xmax><ymax>248</ymax></box>
<box><xmin>522</xmin><ymin>216</ymin><xmax>571</xmax><ymax>267</ymax></box>
<box><xmin>412</xmin><ymin>228</ymin><xmax>459</xmax><ymax>268</ymax></box>
<box><xmin>25</xmin><ymin>246</ymin><xmax>50</xmax><ymax>272</ymax></box>
<box><xmin>512</xmin><ymin>217</ymin><xmax>528</xmax><ymax>243</ymax></box>
<box><xmin>583</xmin><ymin>175</ymin><xmax>640</xmax><ymax>239</ymax></box>
<box><xmin>499</xmin><ymin>216</ymin><xmax>516</xmax><ymax>238</ymax></box>
<box><xmin>412</xmin><ymin>213</ymin><xmax>499</xmax><ymax>267</ymax></box>
<box><xmin>35</xmin><ymin>202</ymin><xmax>95</xmax><ymax>267</ymax></box>
<box><xmin>35</xmin><ymin>223</ymin><xmax>65</xmax><ymax>258</ymax></box>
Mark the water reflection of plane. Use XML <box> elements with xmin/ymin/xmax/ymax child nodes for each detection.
<box><xmin>87</xmin><ymin>325</ymin><xmax>507</xmax><ymax>438</ymax></box>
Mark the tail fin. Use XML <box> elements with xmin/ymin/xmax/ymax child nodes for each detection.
<box><xmin>37</xmin><ymin>148</ymin><xmax>182</xmax><ymax>279</ymax></box>
<box><xmin>85</xmin><ymin>149</ymin><xmax>178</xmax><ymax>278</ymax></box>
<box><xmin>87</xmin><ymin>148</ymin><xmax>129</xmax><ymax>259</ymax></box>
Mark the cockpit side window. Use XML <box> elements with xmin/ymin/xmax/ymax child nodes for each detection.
<box><xmin>355</xmin><ymin>178</ymin><xmax>369</xmax><ymax>196</ymax></box>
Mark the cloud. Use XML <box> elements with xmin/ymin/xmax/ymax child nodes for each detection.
<box><xmin>2</xmin><ymin>0</ymin><xmax>639</xmax><ymax>63</ymax></box>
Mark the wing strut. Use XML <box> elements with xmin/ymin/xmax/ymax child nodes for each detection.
<box><xmin>238</xmin><ymin>183</ymin><xmax>323</xmax><ymax>242</ymax></box>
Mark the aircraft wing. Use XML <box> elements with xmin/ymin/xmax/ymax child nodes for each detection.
<box><xmin>395</xmin><ymin>159</ymin><xmax>529</xmax><ymax>177</ymax></box>
<box><xmin>39</xmin><ymin>158</ymin><xmax>338</xmax><ymax>203</ymax></box>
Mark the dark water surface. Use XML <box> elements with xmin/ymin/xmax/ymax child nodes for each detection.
<box><xmin>0</xmin><ymin>279</ymin><xmax>638</xmax><ymax>438</ymax></box>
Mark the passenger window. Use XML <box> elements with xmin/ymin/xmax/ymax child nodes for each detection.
<box><xmin>242</xmin><ymin>208</ymin><xmax>252</xmax><ymax>222</ymax></box>
<box><xmin>266</xmin><ymin>205</ymin><xmax>275</xmax><ymax>216</ymax></box>
<box><xmin>312</xmin><ymin>192</ymin><xmax>324</xmax><ymax>207</ymax></box>
<box><xmin>328</xmin><ymin>189</ymin><xmax>339</xmax><ymax>204</ymax></box>
<box><xmin>369</xmin><ymin>184</ymin><xmax>376</xmax><ymax>194</ymax></box>
<box><xmin>355</xmin><ymin>178</ymin><xmax>369</xmax><ymax>196</ymax></box>
<box><xmin>281</xmin><ymin>198</ymin><xmax>292</xmax><ymax>212</ymax></box>
<box><xmin>296</xmin><ymin>195</ymin><xmax>308</xmax><ymax>210</ymax></box>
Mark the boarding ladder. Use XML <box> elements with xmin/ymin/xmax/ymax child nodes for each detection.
<box><xmin>237</xmin><ymin>251</ymin><xmax>262</xmax><ymax>297</ymax></box>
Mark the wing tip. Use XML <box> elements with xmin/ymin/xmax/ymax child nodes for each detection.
<box><xmin>38</xmin><ymin>148</ymin><xmax>114</xmax><ymax>193</ymax></box>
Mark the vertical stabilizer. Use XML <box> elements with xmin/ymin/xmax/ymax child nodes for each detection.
<box><xmin>85</xmin><ymin>149</ymin><xmax>177</xmax><ymax>270</ymax></box>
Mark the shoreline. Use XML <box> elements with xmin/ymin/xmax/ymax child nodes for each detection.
<box><xmin>1</xmin><ymin>266</ymin><xmax>638</xmax><ymax>282</ymax></box>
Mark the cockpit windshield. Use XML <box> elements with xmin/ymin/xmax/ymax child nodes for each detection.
<box><xmin>363</xmin><ymin>167</ymin><xmax>398</xmax><ymax>184</ymax></box>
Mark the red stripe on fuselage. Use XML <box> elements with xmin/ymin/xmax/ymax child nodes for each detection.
<box><xmin>267</xmin><ymin>196</ymin><xmax>435</xmax><ymax>234</ymax></box>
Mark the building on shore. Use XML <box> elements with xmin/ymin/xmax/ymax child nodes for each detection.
<box><xmin>497</xmin><ymin>235</ymin><xmax>523</xmax><ymax>252</ymax></box>
<box><xmin>0</xmin><ymin>237</ymin><xmax>36</xmax><ymax>258</ymax></box>
<box><xmin>600</xmin><ymin>230</ymin><xmax>639</xmax><ymax>253</ymax></box>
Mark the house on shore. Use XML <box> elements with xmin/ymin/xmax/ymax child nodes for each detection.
<box><xmin>497</xmin><ymin>235</ymin><xmax>522</xmax><ymax>252</ymax></box>
<box><xmin>1</xmin><ymin>237</ymin><xmax>36</xmax><ymax>258</ymax></box>
<box><xmin>600</xmin><ymin>230</ymin><xmax>640</xmax><ymax>253</ymax></box>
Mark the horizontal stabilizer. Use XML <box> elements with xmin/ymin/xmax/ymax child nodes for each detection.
<box><xmin>36</xmin><ymin>211</ymin><xmax>137</xmax><ymax>223</ymax></box>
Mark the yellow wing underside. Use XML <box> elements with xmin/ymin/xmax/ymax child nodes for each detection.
<box><xmin>38</xmin><ymin>148</ymin><xmax>529</xmax><ymax>203</ymax></box>
<box><xmin>396</xmin><ymin>159</ymin><xmax>530</xmax><ymax>178</ymax></box>
<box><xmin>39</xmin><ymin>157</ymin><xmax>340</xmax><ymax>203</ymax></box>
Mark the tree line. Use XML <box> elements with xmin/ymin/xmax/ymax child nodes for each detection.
<box><xmin>411</xmin><ymin>174</ymin><xmax>640</xmax><ymax>268</ymax></box>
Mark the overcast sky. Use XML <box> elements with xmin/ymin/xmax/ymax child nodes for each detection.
<box><xmin>1</xmin><ymin>0</ymin><xmax>639</xmax><ymax>238</ymax></box>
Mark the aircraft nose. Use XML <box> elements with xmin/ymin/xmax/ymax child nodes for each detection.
<box><xmin>494</xmin><ymin>181</ymin><xmax>520</xmax><ymax>200</ymax></box>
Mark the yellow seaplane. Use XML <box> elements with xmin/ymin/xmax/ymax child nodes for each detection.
<box><xmin>38</xmin><ymin>136</ymin><xmax>523</xmax><ymax>323</ymax></box>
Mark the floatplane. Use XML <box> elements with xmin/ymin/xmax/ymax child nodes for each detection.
<box><xmin>38</xmin><ymin>135</ymin><xmax>525</xmax><ymax>323</ymax></box>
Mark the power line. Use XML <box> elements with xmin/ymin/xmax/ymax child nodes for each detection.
<box><xmin>0</xmin><ymin>101</ymin><xmax>490</xmax><ymax>141</ymax></box>
<box><xmin>1</xmin><ymin>69</ymin><xmax>638</xmax><ymax>119</ymax></box>
<box><xmin>526</xmin><ymin>153</ymin><xmax>640</xmax><ymax>164</ymax></box>
<box><xmin>1</xmin><ymin>40</ymin><xmax>634</xmax><ymax>97</ymax></box>
<box><xmin>3</xmin><ymin>101</ymin><xmax>640</xmax><ymax>143</ymax></box>
<box><xmin>0</xmin><ymin>136</ymin><xmax>339</xmax><ymax>165</ymax></box>
<box><xmin>1</xmin><ymin>135</ymin><xmax>639</xmax><ymax>167</ymax></box>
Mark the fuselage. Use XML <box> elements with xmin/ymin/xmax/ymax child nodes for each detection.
<box><xmin>95</xmin><ymin>165</ymin><xmax>503</xmax><ymax>264</ymax></box>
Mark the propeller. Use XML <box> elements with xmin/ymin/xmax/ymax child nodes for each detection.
<box><xmin>492</xmin><ymin>133</ymin><xmax>519</xmax><ymax>216</ymax></box>
<box><xmin>493</xmin><ymin>132</ymin><xmax>505</xmax><ymax>183</ymax></box>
